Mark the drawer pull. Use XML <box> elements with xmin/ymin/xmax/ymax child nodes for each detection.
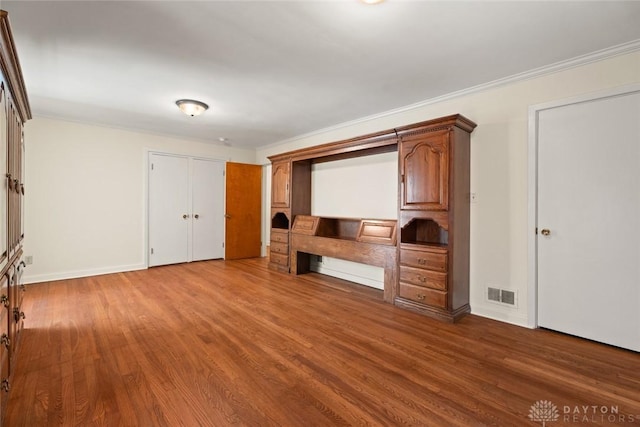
<box><xmin>1</xmin><ymin>379</ymin><xmax>9</xmax><ymax>392</ymax></box>
<box><xmin>419</xmin><ymin>276</ymin><xmax>426</xmax><ymax>283</ymax></box>
<box><xmin>13</xmin><ymin>308</ymin><xmax>25</xmax><ymax>322</ymax></box>
<box><xmin>0</xmin><ymin>334</ymin><xmax>9</xmax><ymax>349</ymax></box>
<box><xmin>416</xmin><ymin>293</ymin><xmax>426</xmax><ymax>301</ymax></box>
<box><xmin>417</xmin><ymin>258</ymin><xmax>426</xmax><ymax>265</ymax></box>
<box><xmin>0</xmin><ymin>294</ymin><xmax>7</xmax><ymax>307</ymax></box>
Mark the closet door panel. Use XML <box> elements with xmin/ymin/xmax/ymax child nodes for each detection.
<box><xmin>192</xmin><ymin>159</ymin><xmax>224</xmax><ymax>261</ymax></box>
<box><xmin>148</xmin><ymin>154</ymin><xmax>189</xmax><ymax>266</ymax></box>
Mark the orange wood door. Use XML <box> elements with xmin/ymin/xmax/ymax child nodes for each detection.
<box><xmin>225</xmin><ymin>162</ymin><xmax>262</xmax><ymax>259</ymax></box>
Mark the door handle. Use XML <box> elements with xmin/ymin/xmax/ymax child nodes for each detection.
<box><xmin>183</xmin><ymin>214</ymin><xmax>189</xmax><ymax>219</ymax></box>
<box><xmin>194</xmin><ymin>214</ymin><xmax>199</xmax><ymax>219</ymax></box>
<box><xmin>540</xmin><ymin>228</ymin><xmax>551</xmax><ymax>236</ymax></box>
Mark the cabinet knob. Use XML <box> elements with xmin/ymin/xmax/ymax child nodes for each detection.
<box><xmin>416</xmin><ymin>293</ymin><xmax>426</xmax><ymax>301</ymax></box>
<box><xmin>225</xmin><ymin>214</ymin><xmax>231</xmax><ymax>219</ymax></box>
<box><xmin>0</xmin><ymin>334</ymin><xmax>9</xmax><ymax>349</ymax></box>
<box><xmin>194</xmin><ymin>214</ymin><xmax>199</xmax><ymax>219</ymax></box>
<box><xmin>0</xmin><ymin>294</ymin><xmax>7</xmax><ymax>308</ymax></box>
<box><xmin>13</xmin><ymin>308</ymin><xmax>25</xmax><ymax>322</ymax></box>
<box><xmin>1</xmin><ymin>379</ymin><xmax>9</xmax><ymax>393</ymax></box>
<box><xmin>540</xmin><ymin>228</ymin><xmax>551</xmax><ymax>236</ymax></box>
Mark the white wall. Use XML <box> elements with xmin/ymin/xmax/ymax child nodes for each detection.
<box><xmin>24</xmin><ymin>117</ymin><xmax>256</xmax><ymax>283</ymax></box>
<box><xmin>257</xmin><ymin>50</ymin><xmax>640</xmax><ymax>327</ymax></box>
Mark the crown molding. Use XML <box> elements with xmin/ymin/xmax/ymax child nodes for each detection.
<box><xmin>260</xmin><ymin>39</ymin><xmax>640</xmax><ymax>153</ymax></box>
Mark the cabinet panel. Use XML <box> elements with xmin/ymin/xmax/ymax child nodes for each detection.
<box><xmin>0</xmin><ymin>352</ymin><xmax>8</xmax><ymax>422</ymax></box>
<box><xmin>399</xmin><ymin>266</ymin><xmax>447</xmax><ymax>290</ymax></box>
<box><xmin>0</xmin><ymin>85</ymin><xmax>7</xmax><ymax>267</ymax></box>
<box><xmin>271</xmin><ymin>161</ymin><xmax>290</xmax><ymax>208</ymax></box>
<box><xmin>270</xmin><ymin>252</ymin><xmax>289</xmax><ymax>267</ymax></box>
<box><xmin>400</xmin><ymin>130</ymin><xmax>449</xmax><ymax>211</ymax></box>
<box><xmin>269</xmin><ymin>241</ymin><xmax>288</xmax><ymax>256</ymax></box>
<box><xmin>270</xmin><ymin>229</ymin><xmax>289</xmax><ymax>244</ymax></box>
<box><xmin>399</xmin><ymin>247</ymin><xmax>447</xmax><ymax>272</ymax></box>
<box><xmin>398</xmin><ymin>283</ymin><xmax>447</xmax><ymax>308</ymax></box>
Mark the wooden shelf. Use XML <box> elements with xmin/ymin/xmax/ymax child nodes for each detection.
<box><xmin>292</xmin><ymin>216</ymin><xmax>396</xmax><ymax>245</ymax></box>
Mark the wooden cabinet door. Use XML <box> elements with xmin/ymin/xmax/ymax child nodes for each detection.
<box><xmin>271</xmin><ymin>160</ymin><xmax>290</xmax><ymax>208</ymax></box>
<box><xmin>400</xmin><ymin>130</ymin><xmax>449</xmax><ymax>211</ymax></box>
<box><xmin>0</xmin><ymin>85</ymin><xmax>7</xmax><ymax>267</ymax></box>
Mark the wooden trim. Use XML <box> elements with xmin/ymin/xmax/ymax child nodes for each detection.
<box><xmin>268</xmin><ymin>114</ymin><xmax>475</xmax><ymax>165</ymax></box>
<box><xmin>269</xmin><ymin>129</ymin><xmax>398</xmax><ymax>163</ymax></box>
<box><xmin>0</xmin><ymin>11</ymin><xmax>31</xmax><ymax>122</ymax></box>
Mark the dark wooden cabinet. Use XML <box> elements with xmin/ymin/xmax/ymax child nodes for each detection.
<box><xmin>268</xmin><ymin>114</ymin><xmax>475</xmax><ymax>322</ymax></box>
<box><xmin>396</xmin><ymin>115</ymin><xmax>476</xmax><ymax>322</ymax></box>
<box><xmin>0</xmin><ymin>10</ymin><xmax>31</xmax><ymax>424</ymax></box>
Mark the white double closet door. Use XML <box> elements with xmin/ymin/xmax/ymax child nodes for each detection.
<box><xmin>148</xmin><ymin>153</ymin><xmax>225</xmax><ymax>267</ymax></box>
<box><xmin>536</xmin><ymin>88</ymin><xmax>640</xmax><ymax>352</ymax></box>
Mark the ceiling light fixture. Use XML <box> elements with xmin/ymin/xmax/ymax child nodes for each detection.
<box><xmin>360</xmin><ymin>0</ymin><xmax>385</xmax><ymax>4</ymax></box>
<box><xmin>176</xmin><ymin>99</ymin><xmax>209</xmax><ymax>116</ymax></box>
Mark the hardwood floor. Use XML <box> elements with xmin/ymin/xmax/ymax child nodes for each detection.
<box><xmin>6</xmin><ymin>258</ymin><xmax>640</xmax><ymax>426</ymax></box>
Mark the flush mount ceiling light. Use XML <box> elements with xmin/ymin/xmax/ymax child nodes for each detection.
<box><xmin>360</xmin><ymin>0</ymin><xmax>385</xmax><ymax>4</ymax></box>
<box><xmin>176</xmin><ymin>99</ymin><xmax>208</xmax><ymax>116</ymax></box>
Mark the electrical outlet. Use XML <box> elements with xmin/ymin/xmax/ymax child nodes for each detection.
<box><xmin>25</xmin><ymin>255</ymin><xmax>33</xmax><ymax>265</ymax></box>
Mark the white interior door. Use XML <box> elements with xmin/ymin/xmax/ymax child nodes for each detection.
<box><xmin>537</xmin><ymin>90</ymin><xmax>640</xmax><ymax>352</ymax></box>
<box><xmin>148</xmin><ymin>153</ymin><xmax>189</xmax><ymax>267</ymax></box>
<box><xmin>192</xmin><ymin>159</ymin><xmax>225</xmax><ymax>261</ymax></box>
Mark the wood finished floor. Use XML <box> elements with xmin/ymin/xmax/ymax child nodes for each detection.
<box><xmin>5</xmin><ymin>258</ymin><xmax>640</xmax><ymax>426</ymax></box>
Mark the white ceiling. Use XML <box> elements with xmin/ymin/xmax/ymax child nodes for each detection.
<box><xmin>3</xmin><ymin>1</ymin><xmax>640</xmax><ymax>150</ymax></box>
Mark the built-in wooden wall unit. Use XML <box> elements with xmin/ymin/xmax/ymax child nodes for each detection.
<box><xmin>268</xmin><ymin>114</ymin><xmax>476</xmax><ymax>322</ymax></box>
<box><xmin>0</xmin><ymin>10</ymin><xmax>31</xmax><ymax>424</ymax></box>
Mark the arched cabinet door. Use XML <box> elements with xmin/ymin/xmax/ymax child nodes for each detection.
<box><xmin>399</xmin><ymin>129</ymin><xmax>450</xmax><ymax>211</ymax></box>
<box><xmin>271</xmin><ymin>160</ymin><xmax>290</xmax><ymax>208</ymax></box>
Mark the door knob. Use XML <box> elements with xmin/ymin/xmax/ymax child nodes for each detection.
<box><xmin>225</xmin><ymin>214</ymin><xmax>231</xmax><ymax>219</ymax></box>
<box><xmin>540</xmin><ymin>228</ymin><xmax>551</xmax><ymax>236</ymax></box>
<box><xmin>194</xmin><ymin>214</ymin><xmax>199</xmax><ymax>219</ymax></box>
<box><xmin>183</xmin><ymin>214</ymin><xmax>189</xmax><ymax>219</ymax></box>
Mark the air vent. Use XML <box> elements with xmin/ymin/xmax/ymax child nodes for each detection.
<box><xmin>487</xmin><ymin>287</ymin><xmax>517</xmax><ymax>307</ymax></box>
<box><xmin>488</xmin><ymin>287</ymin><xmax>501</xmax><ymax>302</ymax></box>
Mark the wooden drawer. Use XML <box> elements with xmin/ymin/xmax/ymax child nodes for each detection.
<box><xmin>399</xmin><ymin>282</ymin><xmax>447</xmax><ymax>309</ymax></box>
<box><xmin>399</xmin><ymin>266</ymin><xmax>447</xmax><ymax>290</ymax></box>
<box><xmin>0</xmin><ymin>353</ymin><xmax>8</xmax><ymax>421</ymax></box>
<box><xmin>270</xmin><ymin>229</ymin><xmax>289</xmax><ymax>244</ymax></box>
<box><xmin>270</xmin><ymin>241</ymin><xmax>289</xmax><ymax>256</ymax></box>
<box><xmin>0</xmin><ymin>307</ymin><xmax>8</xmax><ymax>365</ymax></box>
<box><xmin>270</xmin><ymin>252</ymin><xmax>289</xmax><ymax>267</ymax></box>
<box><xmin>400</xmin><ymin>247</ymin><xmax>447</xmax><ymax>272</ymax></box>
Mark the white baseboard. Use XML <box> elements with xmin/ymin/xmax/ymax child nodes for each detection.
<box><xmin>471</xmin><ymin>303</ymin><xmax>531</xmax><ymax>328</ymax></box>
<box><xmin>24</xmin><ymin>263</ymin><xmax>147</xmax><ymax>284</ymax></box>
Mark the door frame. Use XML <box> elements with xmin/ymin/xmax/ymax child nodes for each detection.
<box><xmin>145</xmin><ymin>149</ymin><xmax>227</xmax><ymax>267</ymax></box>
<box><xmin>526</xmin><ymin>83</ymin><xmax>640</xmax><ymax>328</ymax></box>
